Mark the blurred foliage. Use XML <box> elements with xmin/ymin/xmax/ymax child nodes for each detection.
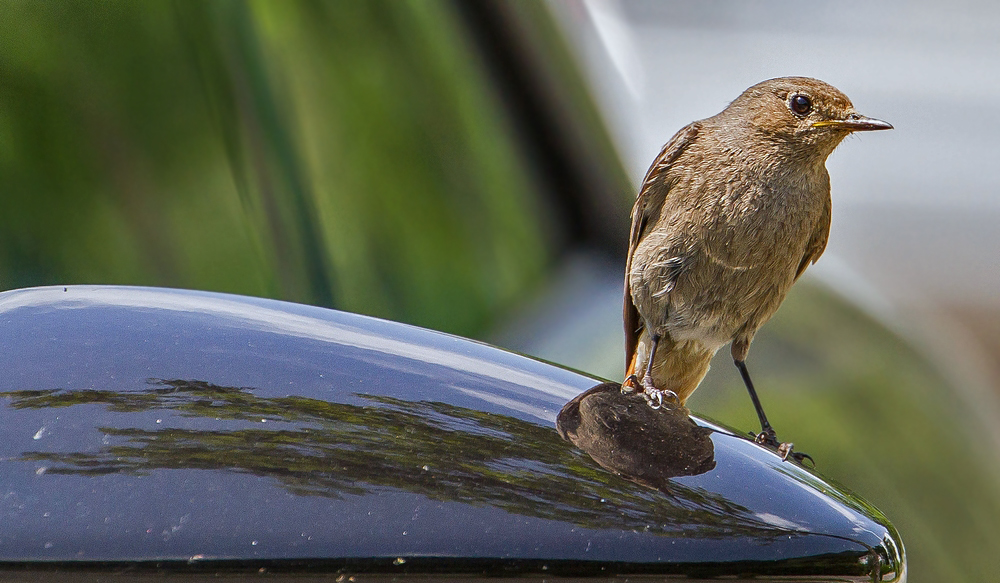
<box><xmin>0</xmin><ymin>0</ymin><xmax>549</xmax><ymax>336</ymax></box>
<box><xmin>689</xmin><ymin>282</ymin><xmax>1000</xmax><ymax>583</ymax></box>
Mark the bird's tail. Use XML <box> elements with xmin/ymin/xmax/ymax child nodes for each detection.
<box><xmin>625</xmin><ymin>349</ymin><xmax>638</xmax><ymax>380</ymax></box>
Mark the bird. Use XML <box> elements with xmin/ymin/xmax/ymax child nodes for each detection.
<box><xmin>622</xmin><ymin>77</ymin><xmax>891</xmax><ymax>458</ymax></box>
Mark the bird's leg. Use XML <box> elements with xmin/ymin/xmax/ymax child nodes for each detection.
<box><xmin>639</xmin><ymin>334</ymin><xmax>679</xmax><ymax>410</ymax></box>
<box><xmin>733</xmin><ymin>359</ymin><xmax>774</xmax><ymax>441</ymax></box>
<box><xmin>734</xmin><ymin>359</ymin><xmax>810</xmax><ymax>464</ymax></box>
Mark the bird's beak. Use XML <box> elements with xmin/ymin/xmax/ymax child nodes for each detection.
<box><xmin>812</xmin><ymin>115</ymin><xmax>893</xmax><ymax>132</ymax></box>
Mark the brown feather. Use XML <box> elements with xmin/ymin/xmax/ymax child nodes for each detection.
<box><xmin>794</xmin><ymin>195</ymin><xmax>832</xmax><ymax>281</ymax></box>
<box><xmin>623</xmin><ymin>122</ymin><xmax>700</xmax><ymax>372</ymax></box>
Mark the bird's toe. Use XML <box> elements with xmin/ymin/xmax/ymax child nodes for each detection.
<box><xmin>621</xmin><ymin>374</ymin><xmax>640</xmax><ymax>395</ymax></box>
<box><xmin>755</xmin><ymin>431</ymin><xmax>814</xmax><ymax>466</ymax></box>
<box><xmin>640</xmin><ymin>384</ymin><xmax>679</xmax><ymax>410</ymax></box>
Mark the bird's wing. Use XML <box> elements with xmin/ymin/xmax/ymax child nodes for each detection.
<box><xmin>624</xmin><ymin>122</ymin><xmax>700</xmax><ymax>374</ymax></box>
<box><xmin>794</xmin><ymin>195</ymin><xmax>832</xmax><ymax>280</ymax></box>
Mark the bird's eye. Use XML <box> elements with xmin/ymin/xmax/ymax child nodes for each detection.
<box><xmin>789</xmin><ymin>94</ymin><xmax>812</xmax><ymax>115</ymax></box>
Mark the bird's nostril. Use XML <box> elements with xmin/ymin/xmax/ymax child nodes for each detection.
<box><xmin>847</xmin><ymin>113</ymin><xmax>861</xmax><ymax>120</ymax></box>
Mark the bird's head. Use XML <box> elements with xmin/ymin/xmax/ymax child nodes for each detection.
<box><xmin>724</xmin><ymin>77</ymin><xmax>892</xmax><ymax>159</ymax></box>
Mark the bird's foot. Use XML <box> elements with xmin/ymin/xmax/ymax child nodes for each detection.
<box><xmin>784</xmin><ymin>448</ymin><xmax>814</xmax><ymax>467</ymax></box>
<box><xmin>640</xmin><ymin>376</ymin><xmax>678</xmax><ymax>410</ymax></box>
<box><xmin>754</xmin><ymin>427</ymin><xmax>780</xmax><ymax>448</ymax></box>
<box><xmin>754</xmin><ymin>428</ymin><xmax>814</xmax><ymax>466</ymax></box>
<box><xmin>621</xmin><ymin>374</ymin><xmax>640</xmax><ymax>394</ymax></box>
<box><xmin>622</xmin><ymin>374</ymin><xmax>679</xmax><ymax>410</ymax></box>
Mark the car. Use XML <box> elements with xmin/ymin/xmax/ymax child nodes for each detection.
<box><xmin>0</xmin><ymin>285</ymin><xmax>904</xmax><ymax>581</ymax></box>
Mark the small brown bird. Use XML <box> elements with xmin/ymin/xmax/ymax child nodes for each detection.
<box><xmin>623</xmin><ymin>77</ymin><xmax>891</xmax><ymax>456</ymax></box>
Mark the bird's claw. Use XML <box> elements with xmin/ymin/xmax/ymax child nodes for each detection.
<box><xmin>754</xmin><ymin>428</ymin><xmax>780</xmax><ymax>448</ymax></box>
<box><xmin>621</xmin><ymin>374</ymin><xmax>640</xmax><ymax>394</ymax></box>
<box><xmin>755</xmin><ymin>429</ymin><xmax>813</xmax><ymax>466</ymax></box>
<box><xmin>621</xmin><ymin>375</ymin><xmax>679</xmax><ymax>410</ymax></box>
<box><xmin>640</xmin><ymin>375</ymin><xmax>678</xmax><ymax>410</ymax></box>
<box><xmin>642</xmin><ymin>386</ymin><xmax>679</xmax><ymax>410</ymax></box>
<box><xmin>776</xmin><ymin>442</ymin><xmax>795</xmax><ymax>461</ymax></box>
<box><xmin>787</xmin><ymin>450</ymin><xmax>815</xmax><ymax>467</ymax></box>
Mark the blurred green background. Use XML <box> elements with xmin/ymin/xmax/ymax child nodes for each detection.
<box><xmin>0</xmin><ymin>0</ymin><xmax>579</xmax><ymax>336</ymax></box>
<box><xmin>2</xmin><ymin>1</ymin><xmax>999</xmax><ymax>581</ymax></box>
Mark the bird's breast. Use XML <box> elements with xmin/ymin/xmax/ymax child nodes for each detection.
<box><xmin>697</xmin><ymin>166</ymin><xmax>828</xmax><ymax>269</ymax></box>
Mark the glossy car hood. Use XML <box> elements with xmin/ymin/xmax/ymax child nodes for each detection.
<box><xmin>0</xmin><ymin>286</ymin><xmax>904</xmax><ymax>581</ymax></box>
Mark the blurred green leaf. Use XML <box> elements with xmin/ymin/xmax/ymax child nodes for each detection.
<box><xmin>0</xmin><ymin>0</ymin><xmax>549</xmax><ymax>336</ymax></box>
